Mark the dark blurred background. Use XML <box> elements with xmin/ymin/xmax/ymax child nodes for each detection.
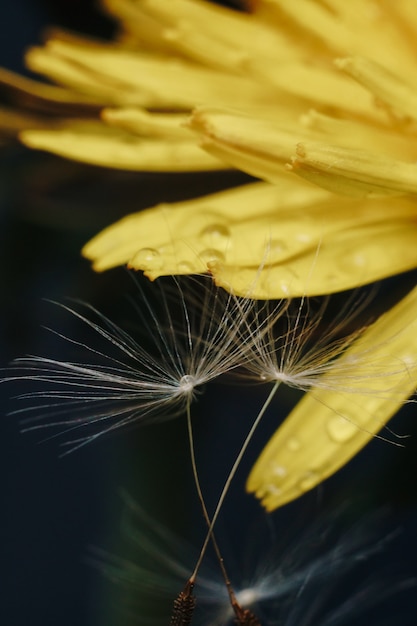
<box><xmin>1</xmin><ymin>2</ymin><xmax>417</xmax><ymax>625</ymax></box>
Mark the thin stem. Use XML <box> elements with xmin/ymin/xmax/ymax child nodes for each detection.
<box><xmin>185</xmin><ymin>402</ymin><xmax>238</xmax><ymax>606</ymax></box>
<box><xmin>190</xmin><ymin>381</ymin><xmax>281</xmax><ymax>581</ymax></box>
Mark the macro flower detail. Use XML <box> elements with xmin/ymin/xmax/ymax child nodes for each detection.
<box><xmin>2</xmin><ymin>0</ymin><xmax>417</xmax><ymax>295</ymax></box>
<box><xmin>2</xmin><ymin>0</ymin><xmax>417</xmax><ymax>510</ymax></box>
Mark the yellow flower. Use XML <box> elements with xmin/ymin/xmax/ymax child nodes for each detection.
<box><xmin>247</xmin><ymin>284</ymin><xmax>417</xmax><ymax>510</ymax></box>
<box><xmin>3</xmin><ymin>0</ymin><xmax>417</xmax><ymax>508</ymax></box>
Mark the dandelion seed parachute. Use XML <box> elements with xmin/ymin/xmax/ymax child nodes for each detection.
<box><xmin>247</xmin><ymin>284</ymin><xmax>417</xmax><ymax>510</ymax></box>
<box><xmin>151</xmin><ymin>278</ymin><xmax>417</xmax><ymax>625</ymax></box>
<box><xmin>5</xmin><ymin>276</ymin><xmax>250</xmax><ymax>452</ymax></box>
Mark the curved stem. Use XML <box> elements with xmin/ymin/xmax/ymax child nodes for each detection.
<box><xmin>186</xmin><ymin>402</ymin><xmax>238</xmax><ymax>605</ymax></box>
<box><xmin>191</xmin><ymin>381</ymin><xmax>280</xmax><ymax>581</ymax></box>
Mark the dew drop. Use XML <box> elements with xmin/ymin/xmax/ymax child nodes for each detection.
<box><xmin>269</xmin><ymin>463</ymin><xmax>287</xmax><ymax>478</ymax></box>
<box><xmin>269</xmin><ymin>238</ymin><xmax>287</xmax><ymax>255</ymax></box>
<box><xmin>265</xmin><ymin>484</ymin><xmax>282</xmax><ymax>496</ymax></box>
<box><xmin>295</xmin><ymin>232</ymin><xmax>312</xmax><ymax>243</ymax></box>
<box><xmin>135</xmin><ymin>247</ymin><xmax>163</xmax><ymax>269</ymax></box>
<box><xmin>338</xmin><ymin>251</ymin><xmax>368</xmax><ymax>274</ymax></box>
<box><xmin>177</xmin><ymin>260</ymin><xmax>195</xmax><ymax>273</ymax></box>
<box><xmin>280</xmin><ymin>280</ymin><xmax>291</xmax><ymax>295</ymax></box>
<box><xmin>200</xmin><ymin>223</ymin><xmax>230</xmax><ymax>245</ymax></box>
<box><xmin>299</xmin><ymin>470</ymin><xmax>320</xmax><ymax>492</ymax></box>
<box><xmin>326</xmin><ymin>415</ymin><xmax>358</xmax><ymax>443</ymax></box>
<box><xmin>163</xmin><ymin>28</ymin><xmax>179</xmax><ymax>41</ymax></box>
<box><xmin>163</xmin><ymin>19</ymin><xmax>190</xmax><ymax>40</ymax></box>
<box><xmin>352</xmin><ymin>253</ymin><xmax>367</xmax><ymax>267</ymax></box>
<box><xmin>286</xmin><ymin>437</ymin><xmax>301</xmax><ymax>451</ymax></box>
<box><xmin>325</xmin><ymin>273</ymin><xmax>339</xmax><ymax>284</ymax></box>
<box><xmin>402</xmin><ymin>354</ymin><xmax>415</xmax><ymax>367</ymax></box>
<box><xmin>179</xmin><ymin>374</ymin><xmax>196</xmax><ymax>393</ymax></box>
<box><xmin>200</xmin><ymin>248</ymin><xmax>225</xmax><ymax>264</ymax></box>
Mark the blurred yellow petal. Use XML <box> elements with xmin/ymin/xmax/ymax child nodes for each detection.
<box><xmin>336</xmin><ymin>56</ymin><xmax>417</xmax><ymax>123</ymax></box>
<box><xmin>0</xmin><ymin>106</ymin><xmax>53</xmax><ymax>138</ymax></box>
<box><xmin>0</xmin><ymin>66</ymin><xmax>101</xmax><ymax>115</ymax></box>
<box><xmin>25</xmin><ymin>44</ymin><xmax>131</xmax><ymax>106</ymax></box>
<box><xmin>103</xmin><ymin>0</ymin><xmax>301</xmax><ymax>70</ymax></box>
<box><xmin>20</xmin><ymin>123</ymin><xmax>224</xmax><ymax>171</ymax></box>
<box><xmin>101</xmin><ymin>108</ymin><xmax>189</xmax><ymax>139</ymax></box>
<box><xmin>262</xmin><ymin>0</ymin><xmax>416</xmax><ymax>73</ymax></box>
<box><xmin>247</xmin><ymin>285</ymin><xmax>417</xmax><ymax>510</ymax></box>
<box><xmin>255</xmin><ymin>62</ymin><xmax>378</xmax><ymax>120</ymax></box>
<box><xmin>26</xmin><ymin>36</ymin><xmax>279</xmax><ymax>110</ymax></box>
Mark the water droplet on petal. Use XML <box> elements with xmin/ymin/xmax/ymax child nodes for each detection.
<box><xmin>262</xmin><ymin>272</ymin><xmax>292</xmax><ymax>296</ymax></box>
<box><xmin>280</xmin><ymin>280</ymin><xmax>291</xmax><ymax>295</ymax></box>
<box><xmin>295</xmin><ymin>232</ymin><xmax>312</xmax><ymax>243</ymax></box>
<box><xmin>177</xmin><ymin>260</ymin><xmax>195</xmax><ymax>273</ymax></box>
<box><xmin>269</xmin><ymin>463</ymin><xmax>287</xmax><ymax>478</ymax></box>
<box><xmin>269</xmin><ymin>238</ymin><xmax>287</xmax><ymax>256</ymax></box>
<box><xmin>200</xmin><ymin>248</ymin><xmax>225</xmax><ymax>264</ymax></box>
<box><xmin>352</xmin><ymin>253</ymin><xmax>367</xmax><ymax>267</ymax></box>
<box><xmin>325</xmin><ymin>273</ymin><xmax>339</xmax><ymax>284</ymax></box>
<box><xmin>200</xmin><ymin>223</ymin><xmax>230</xmax><ymax>245</ymax></box>
<box><xmin>163</xmin><ymin>28</ymin><xmax>179</xmax><ymax>41</ymax></box>
<box><xmin>326</xmin><ymin>415</ymin><xmax>358</xmax><ymax>443</ymax></box>
<box><xmin>135</xmin><ymin>248</ymin><xmax>163</xmax><ymax>269</ymax></box>
<box><xmin>299</xmin><ymin>470</ymin><xmax>320</xmax><ymax>492</ymax></box>
<box><xmin>265</xmin><ymin>484</ymin><xmax>282</xmax><ymax>497</ymax></box>
<box><xmin>341</xmin><ymin>251</ymin><xmax>367</xmax><ymax>270</ymax></box>
<box><xmin>286</xmin><ymin>437</ymin><xmax>301</xmax><ymax>451</ymax></box>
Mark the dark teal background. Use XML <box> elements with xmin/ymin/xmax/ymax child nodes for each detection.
<box><xmin>1</xmin><ymin>2</ymin><xmax>417</xmax><ymax>625</ymax></box>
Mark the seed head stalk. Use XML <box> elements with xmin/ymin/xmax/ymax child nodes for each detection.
<box><xmin>184</xmin><ymin>400</ymin><xmax>239</xmax><ymax>611</ymax></box>
<box><xmin>190</xmin><ymin>381</ymin><xmax>280</xmax><ymax>582</ymax></box>
<box><xmin>181</xmin><ymin>380</ymin><xmax>280</xmax><ymax>624</ymax></box>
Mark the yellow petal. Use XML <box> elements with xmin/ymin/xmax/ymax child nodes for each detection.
<box><xmin>0</xmin><ymin>106</ymin><xmax>51</xmax><ymax>138</ymax></box>
<box><xmin>26</xmin><ymin>36</ymin><xmax>279</xmax><ymax>110</ymax></box>
<box><xmin>82</xmin><ymin>182</ymin><xmax>290</xmax><ymax>272</ymax></box>
<box><xmin>101</xmin><ymin>108</ymin><xmax>189</xmax><ymax>139</ymax></box>
<box><xmin>290</xmin><ymin>141</ymin><xmax>417</xmax><ymax>197</ymax></box>
<box><xmin>336</xmin><ymin>56</ymin><xmax>417</xmax><ymax>123</ymax></box>
<box><xmin>19</xmin><ymin>123</ymin><xmax>224</xmax><ymax>171</ymax></box>
<box><xmin>261</xmin><ymin>0</ymin><xmax>416</xmax><ymax>74</ymax></box>
<box><xmin>0</xmin><ymin>66</ymin><xmax>101</xmax><ymax>114</ymax></box>
<box><xmin>25</xmin><ymin>45</ymin><xmax>129</xmax><ymax>106</ymax></box>
<box><xmin>300</xmin><ymin>109</ymin><xmax>415</xmax><ymax>159</ymax></box>
<box><xmin>103</xmin><ymin>0</ymin><xmax>301</xmax><ymax>71</ymax></box>
<box><xmin>247</xmin><ymin>285</ymin><xmax>417</xmax><ymax>510</ymax></box>
<box><xmin>212</xmin><ymin>219</ymin><xmax>417</xmax><ymax>298</ymax></box>
<box><xmin>256</xmin><ymin>61</ymin><xmax>379</xmax><ymax>120</ymax></box>
<box><xmin>190</xmin><ymin>106</ymin><xmax>417</xmax><ymax>193</ymax></box>
<box><xmin>188</xmin><ymin>107</ymin><xmax>305</xmax><ymax>184</ymax></box>
<box><xmin>82</xmin><ymin>172</ymin><xmax>417</xmax><ymax>298</ymax></box>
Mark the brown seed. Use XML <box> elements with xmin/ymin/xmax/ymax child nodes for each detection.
<box><xmin>233</xmin><ymin>602</ymin><xmax>262</xmax><ymax>626</ymax></box>
<box><xmin>169</xmin><ymin>580</ymin><xmax>196</xmax><ymax>626</ymax></box>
